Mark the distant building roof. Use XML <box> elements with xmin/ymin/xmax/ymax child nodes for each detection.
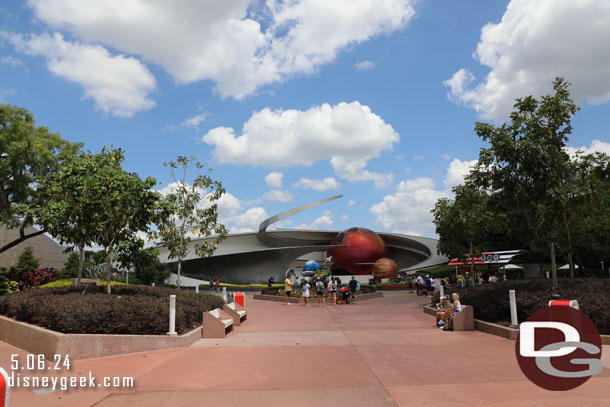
<box><xmin>0</xmin><ymin>226</ymin><xmax>68</xmax><ymax>270</ymax></box>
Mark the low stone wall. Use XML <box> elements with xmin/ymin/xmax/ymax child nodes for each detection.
<box><xmin>0</xmin><ymin>315</ymin><xmax>203</xmax><ymax>360</ymax></box>
<box><xmin>254</xmin><ymin>291</ymin><xmax>384</xmax><ymax>303</ymax></box>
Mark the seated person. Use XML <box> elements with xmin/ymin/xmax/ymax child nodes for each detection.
<box><xmin>447</xmin><ymin>293</ymin><xmax>462</xmax><ymax>319</ymax></box>
<box><xmin>435</xmin><ymin>296</ymin><xmax>450</xmax><ymax>326</ymax></box>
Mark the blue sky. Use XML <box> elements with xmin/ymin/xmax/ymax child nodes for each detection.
<box><xmin>1</xmin><ymin>0</ymin><xmax>609</xmax><ymax>238</ymax></box>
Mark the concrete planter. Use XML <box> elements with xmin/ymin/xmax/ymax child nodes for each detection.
<box><xmin>0</xmin><ymin>315</ymin><xmax>203</xmax><ymax>360</ymax></box>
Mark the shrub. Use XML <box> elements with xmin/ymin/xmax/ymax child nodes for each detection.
<box><xmin>0</xmin><ymin>272</ymin><xmax>19</xmax><ymax>295</ymax></box>
<box><xmin>432</xmin><ymin>279</ymin><xmax>610</xmax><ymax>335</ymax></box>
<box><xmin>0</xmin><ymin>285</ymin><xmax>225</xmax><ymax>335</ymax></box>
<box><xmin>7</xmin><ymin>268</ymin><xmax>55</xmax><ymax>290</ymax></box>
<box><xmin>16</xmin><ymin>247</ymin><xmax>40</xmax><ymax>271</ymax></box>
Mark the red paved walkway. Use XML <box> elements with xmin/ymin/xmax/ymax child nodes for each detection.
<box><xmin>1</xmin><ymin>292</ymin><xmax>609</xmax><ymax>406</ymax></box>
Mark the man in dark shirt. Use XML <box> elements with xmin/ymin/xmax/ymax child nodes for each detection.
<box><xmin>348</xmin><ymin>276</ymin><xmax>358</xmax><ymax>304</ymax></box>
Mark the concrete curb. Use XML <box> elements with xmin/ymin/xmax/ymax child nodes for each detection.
<box><xmin>254</xmin><ymin>291</ymin><xmax>384</xmax><ymax>303</ymax></box>
<box><xmin>0</xmin><ymin>315</ymin><xmax>203</xmax><ymax>360</ymax></box>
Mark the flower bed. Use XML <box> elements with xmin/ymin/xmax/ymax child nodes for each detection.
<box><xmin>0</xmin><ymin>285</ymin><xmax>224</xmax><ymax>335</ymax></box>
<box><xmin>431</xmin><ymin>278</ymin><xmax>610</xmax><ymax>335</ymax></box>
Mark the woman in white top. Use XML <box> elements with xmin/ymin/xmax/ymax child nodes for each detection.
<box><xmin>450</xmin><ymin>292</ymin><xmax>462</xmax><ymax>316</ymax></box>
<box><xmin>302</xmin><ymin>280</ymin><xmax>311</xmax><ymax>306</ymax></box>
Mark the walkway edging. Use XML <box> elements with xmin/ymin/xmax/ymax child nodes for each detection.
<box><xmin>0</xmin><ymin>315</ymin><xmax>202</xmax><ymax>360</ymax></box>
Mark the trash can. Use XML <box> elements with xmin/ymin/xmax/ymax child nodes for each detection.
<box><xmin>548</xmin><ymin>299</ymin><xmax>579</xmax><ymax>310</ymax></box>
<box><xmin>0</xmin><ymin>367</ymin><xmax>9</xmax><ymax>407</ymax></box>
<box><xmin>234</xmin><ymin>292</ymin><xmax>245</xmax><ymax>308</ymax></box>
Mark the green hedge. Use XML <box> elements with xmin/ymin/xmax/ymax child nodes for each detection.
<box><xmin>0</xmin><ymin>286</ymin><xmax>224</xmax><ymax>335</ymax></box>
<box><xmin>432</xmin><ymin>278</ymin><xmax>610</xmax><ymax>335</ymax></box>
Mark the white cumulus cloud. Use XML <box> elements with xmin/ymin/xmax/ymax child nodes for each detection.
<box><xmin>10</xmin><ymin>32</ymin><xmax>155</xmax><ymax>117</ymax></box>
<box><xmin>25</xmin><ymin>0</ymin><xmax>417</xmax><ymax>100</ymax></box>
<box><xmin>265</xmin><ymin>172</ymin><xmax>284</xmax><ymax>189</ymax></box>
<box><xmin>263</xmin><ymin>189</ymin><xmax>293</xmax><ymax>202</ymax></box>
<box><xmin>293</xmin><ymin>177</ymin><xmax>341</xmax><ymax>191</ymax></box>
<box><xmin>445</xmin><ymin>0</ymin><xmax>610</xmax><ymax>121</ymax></box>
<box><xmin>370</xmin><ymin>158</ymin><xmax>477</xmax><ymax>236</ymax></box>
<box><xmin>354</xmin><ymin>60</ymin><xmax>374</xmax><ymax>70</ymax></box>
<box><xmin>295</xmin><ymin>210</ymin><xmax>334</xmax><ymax>230</ymax></box>
<box><xmin>443</xmin><ymin>158</ymin><xmax>477</xmax><ymax>191</ymax></box>
<box><xmin>565</xmin><ymin>139</ymin><xmax>610</xmax><ymax>158</ymax></box>
<box><xmin>216</xmin><ymin>192</ymin><xmax>269</xmax><ymax>233</ymax></box>
<box><xmin>203</xmin><ymin>101</ymin><xmax>398</xmax><ymax>188</ymax></box>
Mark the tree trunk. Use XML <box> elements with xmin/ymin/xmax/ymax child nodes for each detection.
<box><xmin>565</xmin><ymin>223</ymin><xmax>575</xmax><ymax>279</ymax></box>
<box><xmin>77</xmin><ymin>245</ymin><xmax>84</xmax><ymax>288</ymax></box>
<box><xmin>470</xmin><ymin>241</ymin><xmax>476</xmax><ymax>286</ymax></box>
<box><xmin>106</xmin><ymin>254</ymin><xmax>112</xmax><ymax>294</ymax></box>
<box><xmin>550</xmin><ymin>220</ymin><xmax>558</xmax><ymax>290</ymax></box>
<box><xmin>176</xmin><ymin>260</ymin><xmax>182</xmax><ymax>289</ymax></box>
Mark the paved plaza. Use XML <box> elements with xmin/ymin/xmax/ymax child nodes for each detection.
<box><xmin>1</xmin><ymin>291</ymin><xmax>609</xmax><ymax>406</ymax></box>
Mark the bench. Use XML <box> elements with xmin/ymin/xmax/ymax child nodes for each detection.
<box><xmin>451</xmin><ymin>305</ymin><xmax>474</xmax><ymax>331</ymax></box>
<box><xmin>223</xmin><ymin>302</ymin><xmax>247</xmax><ymax>326</ymax></box>
<box><xmin>202</xmin><ymin>308</ymin><xmax>234</xmax><ymax>338</ymax></box>
<box><xmin>71</xmin><ymin>278</ymin><xmax>98</xmax><ymax>288</ymax></box>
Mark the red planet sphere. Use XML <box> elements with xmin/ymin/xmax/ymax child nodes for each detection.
<box><xmin>329</xmin><ymin>227</ymin><xmax>389</xmax><ymax>275</ymax></box>
<box><xmin>372</xmin><ymin>257</ymin><xmax>398</xmax><ymax>280</ymax></box>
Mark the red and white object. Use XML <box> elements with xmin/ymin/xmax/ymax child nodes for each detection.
<box><xmin>548</xmin><ymin>300</ymin><xmax>580</xmax><ymax>310</ymax></box>
<box><xmin>234</xmin><ymin>292</ymin><xmax>245</xmax><ymax>308</ymax></box>
<box><xmin>0</xmin><ymin>367</ymin><xmax>9</xmax><ymax>407</ymax></box>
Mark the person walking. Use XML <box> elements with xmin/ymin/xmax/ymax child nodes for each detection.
<box><xmin>348</xmin><ymin>276</ymin><xmax>358</xmax><ymax>304</ymax></box>
<box><xmin>215</xmin><ymin>278</ymin><xmax>221</xmax><ymax>293</ymax></box>
<box><xmin>328</xmin><ymin>277</ymin><xmax>337</xmax><ymax>305</ymax></box>
<box><xmin>315</xmin><ymin>277</ymin><xmax>325</xmax><ymax>307</ymax></box>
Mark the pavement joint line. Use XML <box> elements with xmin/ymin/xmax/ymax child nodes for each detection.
<box><xmin>326</xmin><ymin>301</ymin><xmax>398</xmax><ymax>405</ymax></box>
<box><xmin>33</xmin><ymin>387</ymin><xmax>60</xmax><ymax>395</ymax></box>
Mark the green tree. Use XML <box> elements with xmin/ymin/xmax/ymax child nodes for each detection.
<box><xmin>117</xmin><ymin>242</ymin><xmax>169</xmax><ymax>285</ymax></box>
<box><xmin>16</xmin><ymin>246</ymin><xmax>39</xmax><ymax>270</ymax></box>
<box><xmin>63</xmin><ymin>250</ymin><xmax>96</xmax><ymax>278</ymax></box>
<box><xmin>562</xmin><ymin>152</ymin><xmax>610</xmax><ymax>272</ymax></box>
<box><xmin>0</xmin><ymin>105</ymin><xmax>81</xmax><ymax>253</ymax></box>
<box><xmin>149</xmin><ymin>156</ymin><xmax>227</xmax><ymax>288</ymax></box>
<box><xmin>468</xmin><ymin>78</ymin><xmax>579</xmax><ymax>289</ymax></box>
<box><xmin>39</xmin><ymin>147</ymin><xmax>159</xmax><ymax>293</ymax></box>
<box><xmin>432</xmin><ymin>184</ymin><xmax>501</xmax><ymax>284</ymax></box>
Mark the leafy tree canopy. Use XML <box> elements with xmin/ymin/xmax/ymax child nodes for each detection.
<box><xmin>150</xmin><ymin>156</ymin><xmax>227</xmax><ymax>288</ymax></box>
<box><xmin>0</xmin><ymin>104</ymin><xmax>81</xmax><ymax>253</ymax></box>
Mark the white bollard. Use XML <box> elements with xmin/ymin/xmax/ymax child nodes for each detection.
<box><xmin>195</xmin><ymin>285</ymin><xmax>199</xmax><ymax>294</ymax></box>
<box><xmin>509</xmin><ymin>290</ymin><xmax>518</xmax><ymax>327</ymax></box>
<box><xmin>152</xmin><ymin>282</ymin><xmax>155</xmax><ymax>287</ymax></box>
<box><xmin>545</xmin><ymin>271</ymin><xmax>550</xmax><ymax>279</ymax></box>
<box><xmin>437</xmin><ymin>279</ymin><xmax>444</xmax><ymax>297</ymax></box>
<box><xmin>222</xmin><ymin>287</ymin><xmax>227</xmax><ymax>303</ymax></box>
<box><xmin>168</xmin><ymin>295</ymin><xmax>177</xmax><ymax>336</ymax></box>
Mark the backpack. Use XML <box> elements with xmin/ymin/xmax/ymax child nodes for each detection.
<box><xmin>356</xmin><ymin>281</ymin><xmax>361</xmax><ymax>291</ymax></box>
<box><xmin>442</xmin><ymin>317</ymin><xmax>454</xmax><ymax>331</ymax></box>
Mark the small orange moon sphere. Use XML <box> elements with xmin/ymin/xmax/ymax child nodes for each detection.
<box><xmin>372</xmin><ymin>257</ymin><xmax>398</xmax><ymax>279</ymax></box>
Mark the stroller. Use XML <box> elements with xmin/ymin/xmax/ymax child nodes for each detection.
<box><xmin>337</xmin><ymin>287</ymin><xmax>351</xmax><ymax>304</ymax></box>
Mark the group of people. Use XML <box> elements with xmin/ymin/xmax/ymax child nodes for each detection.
<box><xmin>208</xmin><ymin>278</ymin><xmax>221</xmax><ymax>293</ymax></box>
<box><xmin>284</xmin><ymin>273</ymin><xmax>360</xmax><ymax>306</ymax></box>
<box><xmin>435</xmin><ymin>292</ymin><xmax>462</xmax><ymax>330</ymax></box>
